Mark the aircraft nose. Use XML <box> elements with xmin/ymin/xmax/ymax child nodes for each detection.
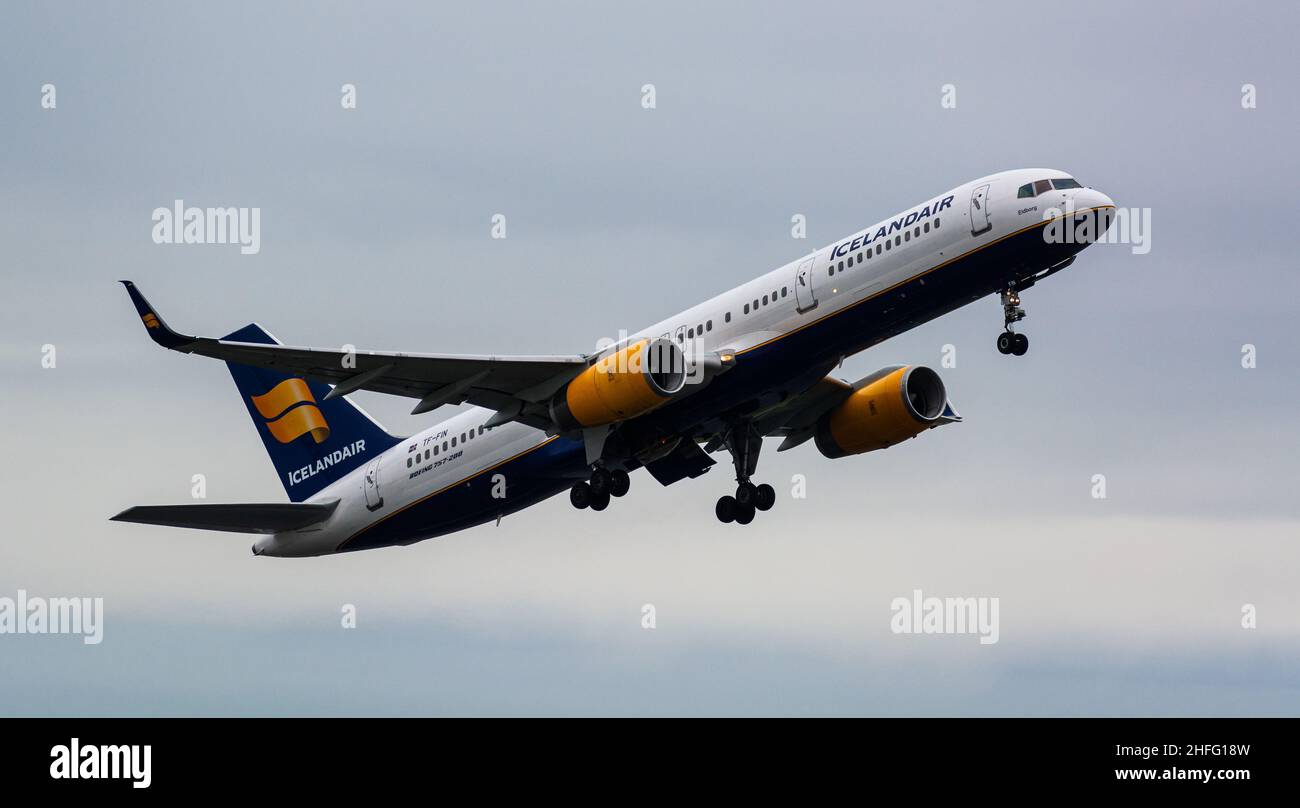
<box><xmin>1080</xmin><ymin>187</ymin><xmax>1115</xmax><ymax>211</ymax></box>
<box><xmin>1071</xmin><ymin>188</ymin><xmax>1115</xmax><ymax>234</ymax></box>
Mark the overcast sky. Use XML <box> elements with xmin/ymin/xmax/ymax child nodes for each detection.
<box><xmin>3</xmin><ymin>1</ymin><xmax>1298</xmax><ymax>715</ymax></box>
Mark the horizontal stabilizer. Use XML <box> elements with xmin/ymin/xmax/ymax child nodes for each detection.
<box><xmin>111</xmin><ymin>500</ymin><xmax>339</xmax><ymax>534</ymax></box>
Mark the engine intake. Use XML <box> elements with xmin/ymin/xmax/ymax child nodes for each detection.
<box><xmin>814</xmin><ymin>366</ymin><xmax>948</xmax><ymax>458</ymax></box>
<box><xmin>551</xmin><ymin>338</ymin><xmax>687</xmax><ymax>429</ymax></box>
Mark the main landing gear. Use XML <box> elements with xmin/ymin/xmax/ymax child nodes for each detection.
<box><xmin>570</xmin><ymin>467</ymin><xmax>630</xmax><ymax>512</ymax></box>
<box><xmin>996</xmin><ymin>286</ymin><xmax>1030</xmax><ymax>357</ymax></box>
<box><xmin>714</xmin><ymin>423</ymin><xmax>776</xmax><ymax>526</ymax></box>
<box><xmin>715</xmin><ymin>482</ymin><xmax>775</xmax><ymax>525</ymax></box>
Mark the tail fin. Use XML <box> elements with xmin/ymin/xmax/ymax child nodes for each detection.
<box><xmin>223</xmin><ymin>324</ymin><xmax>401</xmax><ymax>501</ymax></box>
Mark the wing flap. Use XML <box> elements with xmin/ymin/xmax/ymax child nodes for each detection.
<box><xmin>110</xmin><ymin>500</ymin><xmax>340</xmax><ymax>534</ymax></box>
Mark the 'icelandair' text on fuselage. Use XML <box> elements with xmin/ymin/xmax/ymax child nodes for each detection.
<box><xmin>287</xmin><ymin>440</ymin><xmax>366</xmax><ymax>487</ymax></box>
<box><xmin>830</xmin><ymin>195</ymin><xmax>955</xmax><ymax>258</ymax></box>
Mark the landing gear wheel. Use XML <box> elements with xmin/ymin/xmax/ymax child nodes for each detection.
<box><xmin>609</xmin><ymin>469</ymin><xmax>630</xmax><ymax>497</ymax></box>
<box><xmin>735</xmin><ymin>481</ymin><xmax>758</xmax><ymax>507</ymax></box>
<box><xmin>589</xmin><ymin>467</ymin><xmax>612</xmax><ymax>496</ymax></box>
<box><xmin>715</xmin><ymin>495</ymin><xmax>737</xmax><ymax>523</ymax></box>
<box><xmin>589</xmin><ymin>489</ymin><xmax>611</xmax><ymax>512</ymax></box>
<box><xmin>998</xmin><ymin>286</ymin><xmax>1028</xmax><ymax>356</ymax></box>
<box><xmin>570</xmin><ymin>482</ymin><xmax>591</xmax><ymax>509</ymax></box>
<box><xmin>734</xmin><ymin>502</ymin><xmax>756</xmax><ymax>525</ymax></box>
<box><xmin>754</xmin><ymin>483</ymin><xmax>776</xmax><ymax>512</ymax></box>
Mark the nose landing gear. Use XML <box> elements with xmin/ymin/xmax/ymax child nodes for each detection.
<box><xmin>996</xmin><ymin>331</ymin><xmax>1028</xmax><ymax>356</ymax></box>
<box><xmin>996</xmin><ymin>287</ymin><xmax>1030</xmax><ymax>356</ymax></box>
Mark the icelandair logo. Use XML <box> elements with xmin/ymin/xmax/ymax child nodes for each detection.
<box><xmin>831</xmin><ymin>194</ymin><xmax>955</xmax><ymax>258</ymax></box>
<box><xmin>287</xmin><ymin>439</ymin><xmax>367</xmax><ymax>488</ymax></box>
<box><xmin>250</xmin><ymin>378</ymin><xmax>369</xmax><ymax>489</ymax></box>
<box><xmin>251</xmin><ymin>378</ymin><xmax>330</xmax><ymax>444</ymax></box>
<box><xmin>141</xmin><ymin>313</ymin><xmax>160</xmax><ymax>329</ymax></box>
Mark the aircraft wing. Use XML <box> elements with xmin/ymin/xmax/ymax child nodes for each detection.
<box><xmin>111</xmin><ymin>500</ymin><xmax>340</xmax><ymax>534</ymax></box>
<box><xmin>120</xmin><ymin>281</ymin><xmax>590</xmax><ymax>421</ymax></box>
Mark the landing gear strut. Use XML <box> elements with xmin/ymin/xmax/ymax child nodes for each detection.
<box><xmin>570</xmin><ymin>467</ymin><xmax>630</xmax><ymax>512</ymax></box>
<box><xmin>996</xmin><ymin>286</ymin><xmax>1030</xmax><ymax>356</ymax></box>
<box><xmin>714</xmin><ymin>423</ymin><xmax>776</xmax><ymax>525</ymax></box>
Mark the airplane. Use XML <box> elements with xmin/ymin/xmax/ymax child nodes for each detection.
<box><xmin>112</xmin><ymin>168</ymin><xmax>1115</xmax><ymax>557</ymax></box>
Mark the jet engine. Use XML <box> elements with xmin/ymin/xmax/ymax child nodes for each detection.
<box><xmin>814</xmin><ymin>366</ymin><xmax>953</xmax><ymax>458</ymax></box>
<box><xmin>550</xmin><ymin>338</ymin><xmax>688</xmax><ymax>429</ymax></box>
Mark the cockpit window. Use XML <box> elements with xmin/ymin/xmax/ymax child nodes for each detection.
<box><xmin>1020</xmin><ymin>177</ymin><xmax>1082</xmax><ymax>198</ymax></box>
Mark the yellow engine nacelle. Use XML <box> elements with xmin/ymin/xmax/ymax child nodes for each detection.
<box><xmin>550</xmin><ymin>338</ymin><xmax>688</xmax><ymax>429</ymax></box>
<box><xmin>814</xmin><ymin>366</ymin><xmax>949</xmax><ymax>458</ymax></box>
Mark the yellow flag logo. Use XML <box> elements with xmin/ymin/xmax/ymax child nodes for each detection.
<box><xmin>251</xmin><ymin>378</ymin><xmax>330</xmax><ymax>444</ymax></box>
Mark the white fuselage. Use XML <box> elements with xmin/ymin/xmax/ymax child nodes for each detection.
<box><xmin>255</xmin><ymin>168</ymin><xmax>1114</xmax><ymax>556</ymax></box>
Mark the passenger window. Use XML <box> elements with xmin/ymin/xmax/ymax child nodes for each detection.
<box><xmin>885</xmin><ymin>239</ymin><xmax>891</xmax><ymax>251</ymax></box>
<box><xmin>894</xmin><ymin>236</ymin><xmax>901</xmax><ymax>246</ymax></box>
<box><xmin>697</xmin><ymin>323</ymin><xmax>703</xmax><ymax>333</ymax></box>
<box><xmin>924</xmin><ymin>222</ymin><xmax>930</xmax><ymax>233</ymax></box>
<box><xmin>904</xmin><ymin>231</ymin><xmax>911</xmax><ymax>242</ymax></box>
<box><xmin>753</xmin><ymin>299</ymin><xmax>759</xmax><ymax>310</ymax></box>
<box><xmin>451</xmin><ymin>437</ymin><xmax>457</xmax><ymax>447</ymax></box>
<box><xmin>847</xmin><ymin>255</ymin><xmax>854</xmax><ymax>267</ymax></box>
<box><xmin>781</xmin><ymin>287</ymin><xmax>787</xmax><ymax>297</ymax></box>
<box><xmin>706</xmin><ymin>320</ymin><xmax>712</xmax><ymax>331</ymax></box>
<box><xmin>762</xmin><ymin>295</ymin><xmax>768</xmax><ymax>306</ymax></box>
<box><xmin>743</xmin><ymin>303</ymin><xmax>749</xmax><ymax>314</ymax></box>
<box><xmin>725</xmin><ymin>312</ymin><xmax>731</xmax><ymax>323</ymax></box>
<box><xmin>406</xmin><ymin>457</ymin><xmax>412</xmax><ymax>468</ymax></box>
<box><xmin>442</xmin><ymin>441</ymin><xmax>448</xmax><ymax>451</ymax></box>
<box><xmin>935</xmin><ymin>218</ymin><xmax>941</xmax><ymax>228</ymax></box>
<box><xmin>914</xmin><ymin>227</ymin><xmax>920</xmax><ymax>237</ymax></box>
<box><xmin>434</xmin><ymin>445</ymin><xmax>439</xmax><ymax>456</ymax></box>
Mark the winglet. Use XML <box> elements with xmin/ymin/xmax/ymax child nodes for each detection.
<box><xmin>119</xmin><ymin>280</ymin><xmax>197</xmax><ymax>350</ymax></box>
